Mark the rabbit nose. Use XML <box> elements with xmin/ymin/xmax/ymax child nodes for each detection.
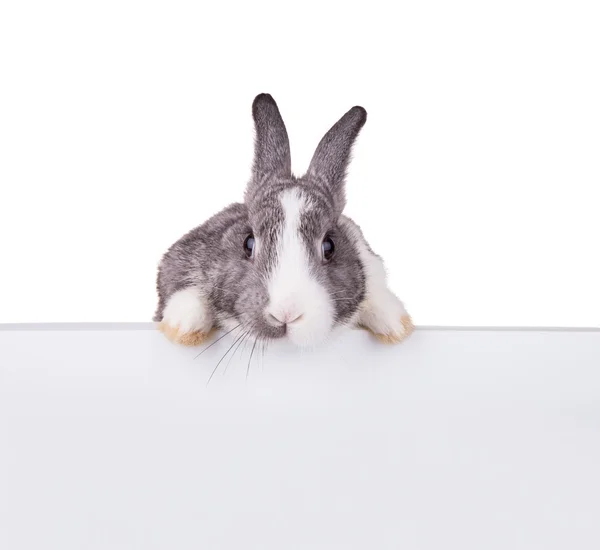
<box><xmin>265</xmin><ymin>308</ymin><xmax>304</xmax><ymax>327</ymax></box>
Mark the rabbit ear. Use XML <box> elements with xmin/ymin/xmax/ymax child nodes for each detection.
<box><xmin>246</xmin><ymin>94</ymin><xmax>291</xmax><ymax>198</ymax></box>
<box><xmin>306</xmin><ymin>106</ymin><xmax>367</xmax><ymax>210</ymax></box>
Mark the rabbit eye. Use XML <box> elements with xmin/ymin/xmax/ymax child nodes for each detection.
<box><xmin>322</xmin><ymin>237</ymin><xmax>335</xmax><ymax>261</ymax></box>
<box><xmin>243</xmin><ymin>234</ymin><xmax>255</xmax><ymax>258</ymax></box>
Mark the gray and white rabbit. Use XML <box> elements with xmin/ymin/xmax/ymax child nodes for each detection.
<box><xmin>154</xmin><ymin>94</ymin><xmax>413</xmax><ymax>347</ymax></box>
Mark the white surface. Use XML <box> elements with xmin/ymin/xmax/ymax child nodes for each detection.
<box><xmin>1</xmin><ymin>0</ymin><xmax>600</xmax><ymax>326</ymax></box>
<box><xmin>1</xmin><ymin>325</ymin><xmax>600</xmax><ymax>549</ymax></box>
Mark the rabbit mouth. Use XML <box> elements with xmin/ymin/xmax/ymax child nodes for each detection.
<box><xmin>254</xmin><ymin>313</ymin><xmax>333</xmax><ymax>348</ymax></box>
<box><xmin>243</xmin><ymin>316</ymin><xmax>330</xmax><ymax>348</ymax></box>
<box><xmin>260</xmin><ymin>323</ymin><xmax>287</xmax><ymax>340</ymax></box>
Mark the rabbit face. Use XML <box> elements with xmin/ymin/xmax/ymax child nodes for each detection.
<box><xmin>228</xmin><ymin>181</ymin><xmax>365</xmax><ymax>347</ymax></box>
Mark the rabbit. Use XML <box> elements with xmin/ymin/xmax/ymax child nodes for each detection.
<box><xmin>153</xmin><ymin>93</ymin><xmax>414</xmax><ymax>348</ymax></box>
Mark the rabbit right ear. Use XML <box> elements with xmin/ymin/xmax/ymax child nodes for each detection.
<box><xmin>305</xmin><ymin>106</ymin><xmax>367</xmax><ymax>213</ymax></box>
<box><xmin>245</xmin><ymin>94</ymin><xmax>291</xmax><ymax>200</ymax></box>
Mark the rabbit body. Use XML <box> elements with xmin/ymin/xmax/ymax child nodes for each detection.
<box><xmin>154</xmin><ymin>95</ymin><xmax>413</xmax><ymax>347</ymax></box>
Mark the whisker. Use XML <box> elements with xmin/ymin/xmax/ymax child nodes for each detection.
<box><xmin>223</xmin><ymin>322</ymin><xmax>256</xmax><ymax>376</ymax></box>
<box><xmin>240</xmin><ymin>323</ymin><xmax>256</xmax><ymax>356</ymax></box>
<box><xmin>263</xmin><ymin>338</ymin><xmax>270</xmax><ymax>363</ymax></box>
<box><xmin>194</xmin><ymin>323</ymin><xmax>241</xmax><ymax>359</ymax></box>
<box><xmin>246</xmin><ymin>336</ymin><xmax>259</xmax><ymax>381</ymax></box>
<box><xmin>206</xmin><ymin>329</ymin><xmax>249</xmax><ymax>386</ymax></box>
<box><xmin>222</xmin><ymin>328</ymin><xmax>250</xmax><ymax>376</ymax></box>
<box><xmin>260</xmin><ymin>338</ymin><xmax>266</xmax><ymax>372</ymax></box>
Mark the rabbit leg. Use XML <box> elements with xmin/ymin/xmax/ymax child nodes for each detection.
<box><xmin>357</xmin><ymin>248</ymin><xmax>414</xmax><ymax>344</ymax></box>
<box><xmin>158</xmin><ymin>286</ymin><xmax>215</xmax><ymax>346</ymax></box>
<box><xmin>339</xmin><ymin>215</ymin><xmax>413</xmax><ymax>344</ymax></box>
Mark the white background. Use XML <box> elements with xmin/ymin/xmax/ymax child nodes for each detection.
<box><xmin>1</xmin><ymin>0</ymin><xmax>599</xmax><ymax>326</ymax></box>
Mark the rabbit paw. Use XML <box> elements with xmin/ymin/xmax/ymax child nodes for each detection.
<box><xmin>370</xmin><ymin>315</ymin><xmax>414</xmax><ymax>344</ymax></box>
<box><xmin>359</xmin><ymin>291</ymin><xmax>414</xmax><ymax>344</ymax></box>
<box><xmin>158</xmin><ymin>287</ymin><xmax>214</xmax><ymax>347</ymax></box>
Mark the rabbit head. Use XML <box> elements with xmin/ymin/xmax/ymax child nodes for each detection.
<box><xmin>226</xmin><ymin>94</ymin><xmax>368</xmax><ymax>347</ymax></box>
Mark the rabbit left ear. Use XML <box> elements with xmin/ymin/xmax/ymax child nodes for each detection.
<box><xmin>245</xmin><ymin>94</ymin><xmax>291</xmax><ymax>200</ymax></box>
<box><xmin>305</xmin><ymin>106</ymin><xmax>367</xmax><ymax>211</ymax></box>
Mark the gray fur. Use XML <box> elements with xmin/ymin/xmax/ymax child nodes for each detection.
<box><xmin>245</xmin><ymin>94</ymin><xmax>292</xmax><ymax>201</ymax></box>
<box><xmin>307</xmin><ymin>105</ymin><xmax>367</xmax><ymax>214</ymax></box>
<box><xmin>154</xmin><ymin>94</ymin><xmax>370</xmax><ymax>341</ymax></box>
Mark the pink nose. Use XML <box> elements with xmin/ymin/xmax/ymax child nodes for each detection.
<box><xmin>265</xmin><ymin>309</ymin><xmax>304</xmax><ymax>326</ymax></box>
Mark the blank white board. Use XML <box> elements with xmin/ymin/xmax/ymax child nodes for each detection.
<box><xmin>1</xmin><ymin>325</ymin><xmax>600</xmax><ymax>549</ymax></box>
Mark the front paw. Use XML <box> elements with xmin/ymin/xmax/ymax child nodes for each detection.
<box><xmin>369</xmin><ymin>314</ymin><xmax>414</xmax><ymax>344</ymax></box>
<box><xmin>158</xmin><ymin>321</ymin><xmax>213</xmax><ymax>347</ymax></box>
<box><xmin>158</xmin><ymin>287</ymin><xmax>214</xmax><ymax>347</ymax></box>
<box><xmin>359</xmin><ymin>293</ymin><xmax>414</xmax><ymax>344</ymax></box>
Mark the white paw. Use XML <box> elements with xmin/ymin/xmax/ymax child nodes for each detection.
<box><xmin>159</xmin><ymin>287</ymin><xmax>213</xmax><ymax>346</ymax></box>
<box><xmin>359</xmin><ymin>291</ymin><xmax>414</xmax><ymax>344</ymax></box>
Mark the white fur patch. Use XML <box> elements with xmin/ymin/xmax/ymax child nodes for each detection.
<box><xmin>266</xmin><ymin>188</ymin><xmax>334</xmax><ymax>347</ymax></box>
<box><xmin>162</xmin><ymin>287</ymin><xmax>213</xmax><ymax>334</ymax></box>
